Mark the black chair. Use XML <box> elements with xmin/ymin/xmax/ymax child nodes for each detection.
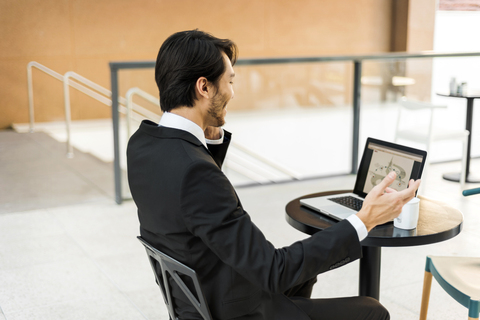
<box><xmin>137</xmin><ymin>236</ymin><xmax>212</xmax><ymax>320</ymax></box>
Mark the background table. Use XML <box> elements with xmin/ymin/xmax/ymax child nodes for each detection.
<box><xmin>437</xmin><ymin>91</ymin><xmax>480</xmax><ymax>183</ymax></box>
<box><xmin>285</xmin><ymin>190</ymin><xmax>463</xmax><ymax>300</ymax></box>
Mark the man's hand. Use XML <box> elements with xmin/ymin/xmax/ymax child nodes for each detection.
<box><xmin>356</xmin><ymin>171</ymin><xmax>421</xmax><ymax>232</ymax></box>
<box><xmin>204</xmin><ymin>126</ymin><xmax>222</xmax><ymax>140</ymax></box>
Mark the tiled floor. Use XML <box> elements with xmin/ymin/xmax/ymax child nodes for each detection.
<box><xmin>1</xmin><ymin>129</ymin><xmax>480</xmax><ymax>320</ymax></box>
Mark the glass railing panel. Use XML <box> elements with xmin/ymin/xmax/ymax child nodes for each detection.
<box><xmin>359</xmin><ymin>58</ymin><xmax>435</xmax><ymax>151</ymax></box>
<box><xmin>360</xmin><ymin>56</ymin><xmax>480</xmax><ymax>164</ymax></box>
<box><xmin>225</xmin><ymin>61</ymin><xmax>354</xmax><ymax>183</ymax></box>
<box><xmin>431</xmin><ymin>56</ymin><xmax>480</xmax><ymax>160</ymax></box>
<box><xmin>109</xmin><ymin>52</ymin><xmax>480</xmax><ymax>202</ymax></box>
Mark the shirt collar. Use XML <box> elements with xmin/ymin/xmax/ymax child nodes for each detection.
<box><xmin>158</xmin><ymin>112</ymin><xmax>207</xmax><ymax>147</ymax></box>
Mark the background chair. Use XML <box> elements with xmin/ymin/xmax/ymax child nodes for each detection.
<box><xmin>137</xmin><ymin>236</ymin><xmax>212</xmax><ymax>320</ymax></box>
<box><xmin>463</xmin><ymin>187</ymin><xmax>480</xmax><ymax>197</ymax></box>
<box><xmin>419</xmin><ymin>255</ymin><xmax>480</xmax><ymax>320</ymax></box>
<box><xmin>394</xmin><ymin>97</ymin><xmax>470</xmax><ymax>190</ymax></box>
<box><xmin>419</xmin><ymin>189</ymin><xmax>480</xmax><ymax>320</ymax></box>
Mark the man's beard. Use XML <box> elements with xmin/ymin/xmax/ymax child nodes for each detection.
<box><xmin>207</xmin><ymin>91</ymin><xmax>228</xmax><ymax>127</ymax></box>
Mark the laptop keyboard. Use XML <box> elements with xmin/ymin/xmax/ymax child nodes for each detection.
<box><xmin>328</xmin><ymin>196</ymin><xmax>363</xmax><ymax>211</ymax></box>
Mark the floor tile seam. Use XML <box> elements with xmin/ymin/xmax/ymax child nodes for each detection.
<box><xmin>0</xmin><ymin>295</ymin><xmax>89</xmax><ymax>315</ymax></box>
<box><xmin>48</xmin><ymin>157</ymin><xmax>113</xmax><ymax>198</ymax></box>
<box><xmin>46</xmin><ymin>211</ymin><xmax>150</xmax><ymax>320</ymax></box>
<box><xmin>388</xmin><ymin>300</ymin><xmax>421</xmax><ymax>316</ymax></box>
<box><xmin>0</xmin><ymin>233</ymin><xmax>93</xmax><ymax>272</ymax></box>
<box><xmin>27</xmin><ymin>132</ymin><xmax>71</xmax><ymax>155</ymax></box>
<box><xmin>0</xmin><ymin>294</ymin><xmax>141</xmax><ymax>318</ymax></box>
<box><xmin>0</xmin><ymin>252</ymin><xmax>95</xmax><ymax>274</ymax></box>
<box><xmin>381</xmin><ymin>278</ymin><xmax>424</xmax><ymax>291</ymax></box>
<box><xmin>78</xmin><ymin>258</ymin><xmax>150</xmax><ymax>320</ymax></box>
<box><xmin>55</xmin><ymin>159</ymin><xmax>113</xmax><ymax>199</ymax></box>
<box><xmin>27</xmin><ymin>133</ymin><xmax>113</xmax><ymax>199</ymax></box>
<box><xmin>381</xmin><ymin>296</ymin><xmax>420</xmax><ymax>317</ymax></box>
<box><xmin>0</xmin><ymin>196</ymin><xmax>112</xmax><ymax>215</ymax></box>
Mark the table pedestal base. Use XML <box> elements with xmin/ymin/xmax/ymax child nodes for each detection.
<box><xmin>359</xmin><ymin>246</ymin><xmax>381</xmax><ymax>300</ymax></box>
<box><xmin>443</xmin><ymin>172</ymin><xmax>480</xmax><ymax>183</ymax></box>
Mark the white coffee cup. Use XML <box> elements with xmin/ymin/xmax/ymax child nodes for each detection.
<box><xmin>394</xmin><ymin>197</ymin><xmax>420</xmax><ymax>230</ymax></box>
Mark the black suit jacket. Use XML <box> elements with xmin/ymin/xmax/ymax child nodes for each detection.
<box><xmin>127</xmin><ymin>120</ymin><xmax>362</xmax><ymax>320</ymax></box>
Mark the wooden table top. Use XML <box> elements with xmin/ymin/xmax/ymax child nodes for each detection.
<box><xmin>286</xmin><ymin>191</ymin><xmax>463</xmax><ymax>247</ymax></box>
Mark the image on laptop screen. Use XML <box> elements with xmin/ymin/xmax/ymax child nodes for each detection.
<box><xmin>362</xmin><ymin>142</ymin><xmax>425</xmax><ymax>194</ymax></box>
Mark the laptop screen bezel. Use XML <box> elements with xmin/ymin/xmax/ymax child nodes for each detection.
<box><xmin>353</xmin><ymin>137</ymin><xmax>427</xmax><ymax>198</ymax></box>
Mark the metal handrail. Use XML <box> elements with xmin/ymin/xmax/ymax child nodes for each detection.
<box><xmin>27</xmin><ymin>62</ymin><xmax>299</xmax><ymax>184</ymax></box>
<box><xmin>27</xmin><ymin>62</ymin><xmax>64</xmax><ymax>133</ymax></box>
<box><xmin>28</xmin><ymin>62</ymin><xmax>119</xmax><ymax>133</ymax></box>
<box><xmin>225</xmin><ymin>156</ymin><xmax>271</xmax><ymax>184</ymax></box>
<box><xmin>124</xmin><ymin>87</ymin><xmax>300</xmax><ymax>181</ymax></box>
<box><xmin>226</xmin><ymin>152</ymin><xmax>296</xmax><ymax>184</ymax></box>
<box><xmin>28</xmin><ymin>61</ymin><xmax>151</xmax><ymax>157</ymax></box>
<box><xmin>234</xmin><ymin>51</ymin><xmax>480</xmax><ymax>65</ymax></box>
<box><xmin>125</xmin><ymin>87</ymin><xmax>161</xmax><ymax>138</ymax></box>
<box><xmin>62</xmin><ymin>71</ymin><xmax>129</xmax><ymax>157</ymax></box>
<box><xmin>229</xmin><ymin>142</ymin><xmax>299</xmax><ymax>180</ymax></box>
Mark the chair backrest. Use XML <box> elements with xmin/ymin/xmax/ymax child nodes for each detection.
<box><xmin>399</xmin><ymin>98</ymin><xmax>448</xmax><ymax>111</ymax></box>
<box><xmin>395</xmin><ymin>97</ymin><xmax>449</xmax><ymax>145</ymax></box>
<box><xmin>137</xmin><ymin>236</ymin><xmax>212</xmax><ymax>320</ymax></box>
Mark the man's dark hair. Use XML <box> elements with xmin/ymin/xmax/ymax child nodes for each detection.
<box><xmin>155</xmin><ymin>29</ymin><xmax>238</xmax><ymax>112</ymax></box>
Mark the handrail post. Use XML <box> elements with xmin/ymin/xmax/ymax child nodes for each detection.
<box><xmin>26</xmin><ymin>61</ymin><xmax>66</xmax><ymax>135</ymax></box>
<box><xmin>27</xmin><ymin>63</ymin><xmax>35</xmax><ymax>133</ymax></box>
<box><xmin>110</xmin><ymin>65</ymin><xmax>122</xmax><ymax>204</ymax></box>
<box><xmin>63</xmin><ymin>72</ymin><xmax>74</xmax><ymax>158</ymax></box>
<box><xmin>126</xmin><ymin>88</ymin><xmax>134</xmax><ymax>139</ymax></box>
<box><xmin>352</xmin><ymin>60</ymin><xmax>362</xmax><ymax>174</ymax></box>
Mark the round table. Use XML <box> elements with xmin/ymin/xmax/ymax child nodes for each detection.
<box><xmin>437</xmin><ymin>91</ymin><xmax>480</xmax><ymax>183</ymax></box>
<box><xmin>285</xmin><ymin>190</ymin><xmax>463</xmax><ymax>300</ymax></box>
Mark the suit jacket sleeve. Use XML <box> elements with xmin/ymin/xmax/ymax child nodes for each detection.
<box><xmin>180</xmin><ymin>158</ymin><xmax>362</xmax><ymax>294</ymax></box>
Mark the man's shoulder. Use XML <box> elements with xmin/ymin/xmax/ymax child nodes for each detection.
<box><xmin>132</xmin><ymin>120</ymin><xmax>203</xmax><ymax>146</ymax></box>
<box><xmin>128</xmin><ymin>121</ymin><xmax>216</xmax><ymax>168</ymax></box>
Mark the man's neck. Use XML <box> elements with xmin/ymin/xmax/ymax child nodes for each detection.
<box><xmin>170</xmin><ymin>106</ymin><xmax>206</xmax><ymax>131</ymax></box>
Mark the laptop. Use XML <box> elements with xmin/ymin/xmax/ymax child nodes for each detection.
<box><xmin>300</xmin><ymin>137</ymin><xmax>427</xmax><ymax>221</ymax></box>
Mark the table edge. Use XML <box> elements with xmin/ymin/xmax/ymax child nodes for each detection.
<box><xmin>285</xmin><ymin>191</ymin><xmax>464</xmax><ymax>247</ymax></box>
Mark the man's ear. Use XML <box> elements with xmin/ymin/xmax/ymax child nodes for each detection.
<box><xmin>195</xmin><ymin>77</ymin><xmax>210</xmax><ymax>100</ymax></box>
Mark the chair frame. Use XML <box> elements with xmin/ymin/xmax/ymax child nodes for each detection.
<box><xmin>137</xmin><ymin>236</ymin><xmax>212</xmax><ymax>320</ymax></box>
<box><xmin>420</xmin><ymin>256</ymin><xmax>480</xmax><ymax>320</ymax></box>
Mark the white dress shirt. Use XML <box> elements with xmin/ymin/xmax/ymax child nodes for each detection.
<box><xmin>159</xmin><ymin>112</ymin><xmax>224</xmax><ymax>147</ymax></box>
<box><xmin>158</xmin><ymin>112</ymin><xmax>368</xmax><ymax>241</ymax></box>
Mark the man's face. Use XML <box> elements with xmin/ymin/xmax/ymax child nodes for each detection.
<box><xmin>207</xmin><ymin>53</ymin><xmax>235</xmax><ymax>127</ymax></box>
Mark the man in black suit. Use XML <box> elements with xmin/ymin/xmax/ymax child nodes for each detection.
<box><xmin>127</xmin><ymin>30</ymin><xmax>421</xmax><ymax>320</ymax></box>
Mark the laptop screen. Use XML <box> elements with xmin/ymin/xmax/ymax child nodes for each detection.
<box><xmin>353</xmin><ymin>138</ymin><xmax>426</xmax><ymax>198</ymax></box>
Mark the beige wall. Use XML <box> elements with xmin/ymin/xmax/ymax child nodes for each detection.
<box><xmin>1</xmin><ymin>0</ymin><xmax>431</xmax><ymax>129</ymax></box>
<box><xmin>404</xmin><ymin>0</ymin><xmax>437</xmax><ymax>101</ymax></box>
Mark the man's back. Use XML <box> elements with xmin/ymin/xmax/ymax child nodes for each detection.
<box><xmin>128</xmin><ymin>121</ymin><xmax>272</xmax><ymax>319</ymax></box>
<box><xmin>128</xmin><ymin>120</ymin><xmax>368</xmax><ymax>319</ymax></box>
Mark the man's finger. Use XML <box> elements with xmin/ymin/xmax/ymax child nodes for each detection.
<box><xmin>398</xmin><ymin>179</ymin><xmax>421</xmax><ymax>201</ymax></box>
<box><xmin>409</xmin><ymin>179</ymin><xmax>421</xmax><ymax>188</ymax></box>
<box><xmin>374</xmin><ymin>171</ymin><xmax>397</xmax><ymax>192</ymax></box>
<box><xmin>384</xmin><ymin>187</ymin><xmax>397</xmax><ymax>193</ymax></box>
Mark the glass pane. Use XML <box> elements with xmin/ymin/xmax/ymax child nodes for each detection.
<box><xmin>224</xmin><ymin>62</ymin><xmax>353</xmax><ymax>185</ymax></box>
